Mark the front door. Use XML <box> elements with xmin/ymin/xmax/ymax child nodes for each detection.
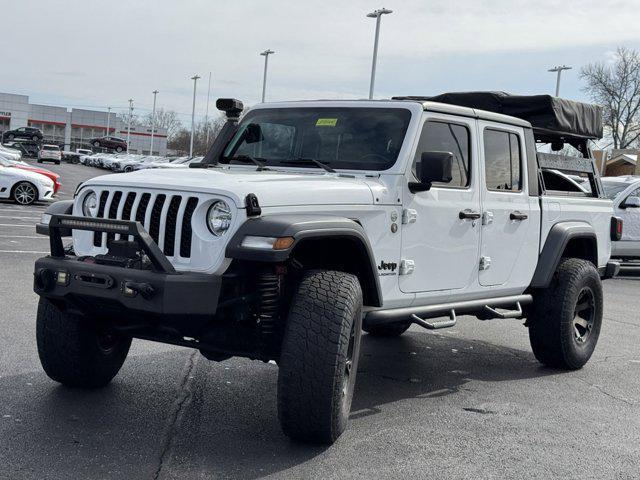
<box><xmin>616</xmin><ymin>184</ymin><xmax>640</xmax><ymax>242</ymax></box>
<box><xmin>399</xmin><ymin>114</ymin><xmax>481</xmax><ymax>293</ymax></box>
<box><xmin>478</xmin><ymin>123</ymin><xmax>532</xmax><ymax>286</ymax></box>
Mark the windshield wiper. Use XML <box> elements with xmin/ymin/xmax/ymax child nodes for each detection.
<box><xmin>281</xmin><ymin>157</ymin><xmax>335</xmax><ymax>173</ymax></box>
<box><xmin>225</xmin><ymin>154</ymin><xmax>269</xmax><ymax>171</ymax></box>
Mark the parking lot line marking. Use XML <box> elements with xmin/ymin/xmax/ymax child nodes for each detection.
<box><xmin>0</xmin><ymin>250</ymin><xmax>48</xmax><ymax>254</ymax></box>
<box><xmin>0</xmin><ymin>224</ymin><xmax>36</xmax><ymax>227</ymax></box>
<box><xmin>0</xmin><ymin>216</ymin><xmax>41</xmax><ymax>220</ymax></box>
<box><xmin>0</xmin><ymin>209</ymin><xmax>45</xmax><ymax>214</ymax></box>
<box><xmin>0</xmin><ymin>235</ymin><xmax>45</xmax><ymax>239</ymax></box>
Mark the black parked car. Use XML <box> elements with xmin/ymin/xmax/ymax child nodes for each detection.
<box><xmin>2</xmin><ymin>126</ymin><xmax>43</xmax><ymax>142</ymax></box>
<box><xmin>89</xmin><ymin>136</ymin><xmax>127</xmax><ymax>152</ymax></box>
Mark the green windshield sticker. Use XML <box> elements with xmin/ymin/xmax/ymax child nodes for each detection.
<box><xmin>316</xmin><ymin>118</ymin><xmax>338</xmax><ymax>127</ymax></box>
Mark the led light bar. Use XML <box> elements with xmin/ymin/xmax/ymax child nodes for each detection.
<box><xmin>59</xmin><ymin>218</ymin><xmax>130</xmax><ymax>233</ymax></box>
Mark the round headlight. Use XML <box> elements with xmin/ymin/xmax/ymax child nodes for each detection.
<box><xmin>207</xmin><ymin>200</ymin><xmax>232</xmax><ymax>236</ymax></box>
<box><xmin>82</xmin><ymin>191</ymin><xmax>99</xmax><ymax>217</ymax></box>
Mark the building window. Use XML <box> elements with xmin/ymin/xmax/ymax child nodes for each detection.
<box><xmin>0</xmin><ymin>117</ymin><xmax>9</xmax><ymax>134</ymax></box>
<box><xmin>483</xmin><ymin>129</ymin><xmax>522</xmax><ymax>192</ymax></box>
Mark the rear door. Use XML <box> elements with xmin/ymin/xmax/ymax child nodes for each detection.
<box><xmin>478</xmin><ymin>123</ymin><xmax>536</xmax><ymax>287</ymax></box>
<box><xmin>400</xmin><ymin>114</ymin><xmax>481</xmax><ymax>293</ymax></box>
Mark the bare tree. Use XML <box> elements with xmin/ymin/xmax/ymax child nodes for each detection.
<box><xmin>116</xmin><ymin>112</ymin><xmax>140</xmax><ymax>128</ymax></box>
<box><xmin>167</xmin><ymin>116</ymin><xmax>225</xmax><ymax>155</ymax></box>
<box><xmin>141</xmin><ymin>108</ymin><xmax>183</xmax><ymax>141</ymax></box>
<box><xmin>580</xmin><ymin>47</ymin><xmax>640</xmax><ymax>149</ymax></box>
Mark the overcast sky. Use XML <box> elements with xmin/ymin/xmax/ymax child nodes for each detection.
<box><xmin>2</xmin><ymin>0</ymin><xmax>639</xmax><ymax>125</ymax></box>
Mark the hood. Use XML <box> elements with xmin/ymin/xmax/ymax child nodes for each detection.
<box><xmin>15</xmin><ymin>165</ymin><xmax>60</xmax><ymax>181</ymax></box>
<box><xmin>83</xmin><ymin>167</ymin><xmax>376</xmax><ymax>207</ymax></box>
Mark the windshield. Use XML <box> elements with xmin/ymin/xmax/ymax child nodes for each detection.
<box><xmin>222</xmin><ymin>107</ymin><xmax>412</xmax><ymax>171</ymax></box>
<box><xmin>601</xmin><ymin>181</ymin><xmax>631</xmax><ymax>200</ymax></box>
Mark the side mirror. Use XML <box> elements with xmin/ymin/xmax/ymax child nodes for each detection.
<box><xmin>242</xmin><ymin>123</ymin><xmax>263</xmax><ymax>144</ymax></box>
<box><xmin>621</xmin><ymin>196</ymin><xmax>640</xmax><ymax>209</ymax></box>
<box><xmin>409</xmin><ymin>151</ymin><xmax>453</xmax><ymax>193</ymax></box>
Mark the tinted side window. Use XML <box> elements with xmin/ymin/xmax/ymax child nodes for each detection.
<box><xmin>484</xmin><ymin>129</ymin><xmax>521</xmax><ymax>191</ymax></box>
<box><xmin>414</xmin><ymin>121</ymin><xmax>470</xmax><ymax>187</ymax></box>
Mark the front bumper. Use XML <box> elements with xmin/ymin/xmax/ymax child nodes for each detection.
<box><xmin>34</xmin><ymin>214</ymin><xmax>221</xmax><ymax>321</ymax></box>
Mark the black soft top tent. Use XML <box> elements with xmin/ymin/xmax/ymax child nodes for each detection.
<box><xmin>393</xmin><ymin>92</ymin><xmax>603</xmax><ymax>141</ymax></box>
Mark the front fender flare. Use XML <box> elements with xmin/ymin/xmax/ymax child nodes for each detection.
<box><xmin>226</xmin><ymin>215</ymin><xmax>382</xmax><ymax>307</ymax></box>
<box><xmin>35</xmin><ymin>199</ymin><xmax>74</xmax><ymax>236</ymax></box>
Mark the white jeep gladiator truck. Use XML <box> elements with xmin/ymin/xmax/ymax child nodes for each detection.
<box><xmin>33</xmin><ymin>92</ymin><xmax>621</xmax><ymax>444</ymax></box>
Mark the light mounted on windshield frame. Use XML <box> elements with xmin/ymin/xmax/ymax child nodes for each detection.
<box><xmin>217</xmin><ymin>98</ymin><xmax>244</xmax><ymax>120</ymax></box>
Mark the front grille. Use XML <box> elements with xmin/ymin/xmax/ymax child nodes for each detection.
<box><xmin>93</xmin><ymin>191</ymin><xmax>109</xmax><ymax>246</ymax></box>
<box><xmin>148</xmin><ymin>194</ymin><xmax>166</xmax><ymax>244</ymax></box>
<box><xmin>89</xmin><ymin>190</ymin><xmax>199</xmax><ymax>259</ymax></box>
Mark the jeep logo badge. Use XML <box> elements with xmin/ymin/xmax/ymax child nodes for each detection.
<box><xmin>378</xmin><ymin>260</ymin><xmax>398</xmax><ymax>276</ymax></box>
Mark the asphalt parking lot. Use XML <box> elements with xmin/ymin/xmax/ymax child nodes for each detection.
<box><xmin>1</xmin><ymin>160</ymin><xmax>639</xmax><ymax>480</ymax></box>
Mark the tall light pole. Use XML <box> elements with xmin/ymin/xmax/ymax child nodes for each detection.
<box><xmin>548</xmin><ymin>65</ymin><xmax>572</xmax><ymax>97</ymax></box>
<box><xmin>190</xmin><ymin>75</ymin><xmax>200</xmax><ymax>158</ymax></box>
<box><xmin>106</xmin><ymin>106</ymin><xmax>111</xmax><ymax>136</ymax></box>
<box><xmin>126</xmin><ymin>99</ymin><xmax>134</xmax><ymax>153</ymax></box>
<box><xmin>367</xmin><ymin>8</ymin><xmax>393</xmax><ymax>100</ymax></box>
<box><xmin>204</xmin><ymin>72</ymin><xmax>212</xmax><ymax>146</ymax></box>
<box><xmin>260</xmin><ymin>49</ymin><xmax>275</xmax><ymax>103</ymax></box>
<box><xmin>150</xmin><ymin>90</ymin><xmax>159</xmax><ymax>155</ymax></box>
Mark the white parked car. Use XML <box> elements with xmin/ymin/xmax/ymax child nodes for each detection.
<box><xmin>114</xmin><ymin>155</ymin><xmax>156</xmax><ymax>172</ymax></box>
<box><xmin>38</xmin><ymin>145</ymin><xmax>62</xmax><ymax>165</ymax></box>
<box><xmin>0</xmin><ymin>163</ymin><xmax>55</xmax><ymax>204</ymax></box>
<box><xmin>0</xmin><ymin>143</ymin><xmax>22</xmax><ymax>162</ymax></box>
<box><xmin>602</xmin><ymin>176</ymin><xmax>640</xmax><ymax>259</ymax></box>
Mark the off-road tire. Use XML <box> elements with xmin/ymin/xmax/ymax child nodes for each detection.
<box><xmin>36</xmin><ymin>298</ymin><xmax>131</xmax><ymax>387</ymax></box>
<box><xmin>528</xmin><ymin>258</ymin><xmax>603</xmax><ymax>370</ymax></box>
<box><xmin>278</xmin><ymin>270</ymin><xmax>363</xmax><ymax>444</ymax></box>
<box><xmin>363</xmin><ymin>322</ymin><xmax>411</xmax><ymax>337</ymax></box>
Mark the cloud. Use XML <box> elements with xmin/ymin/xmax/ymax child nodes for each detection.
<box><xmin>0</xmin><ymin>0</ymin><xmax>638</xmax><ymax>118</ymax></box>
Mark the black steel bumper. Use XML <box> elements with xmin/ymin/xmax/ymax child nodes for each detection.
<box><xmin>33</xmin><ymin>215</ymin><xmax>221</xmax><ymax>320</ymax></box>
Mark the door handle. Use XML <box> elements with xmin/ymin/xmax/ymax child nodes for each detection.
<box><xmin>510</xmin><ymin>211</ymin><xmax>528</xmax><ymax>221</ymax></box>
<box><xmin>459</xmin><ymin>209</ymin><xmax>481</xmax><ymax>220</ymax></box>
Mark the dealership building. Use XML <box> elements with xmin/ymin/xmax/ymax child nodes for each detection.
<box><xmin>0</xmin><ymin>92</ymin><xmax>167</xmax><ymax>155</ymax></box>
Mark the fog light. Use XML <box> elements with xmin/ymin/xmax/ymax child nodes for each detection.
<box><xmin>122</xmin><ymin>283</ymin><xmax>136</xmax><ymax>297</ymax></box>
<box><xmin>56</xmin><ymin>271</ymin><xmax>69</xmax><ymax>286</ymax></box>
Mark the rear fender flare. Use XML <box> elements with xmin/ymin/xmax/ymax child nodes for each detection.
<box><xmin>530</xmin><ymin>221</ymin><xmax>598</xmax><ymax>288</ymax></box>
